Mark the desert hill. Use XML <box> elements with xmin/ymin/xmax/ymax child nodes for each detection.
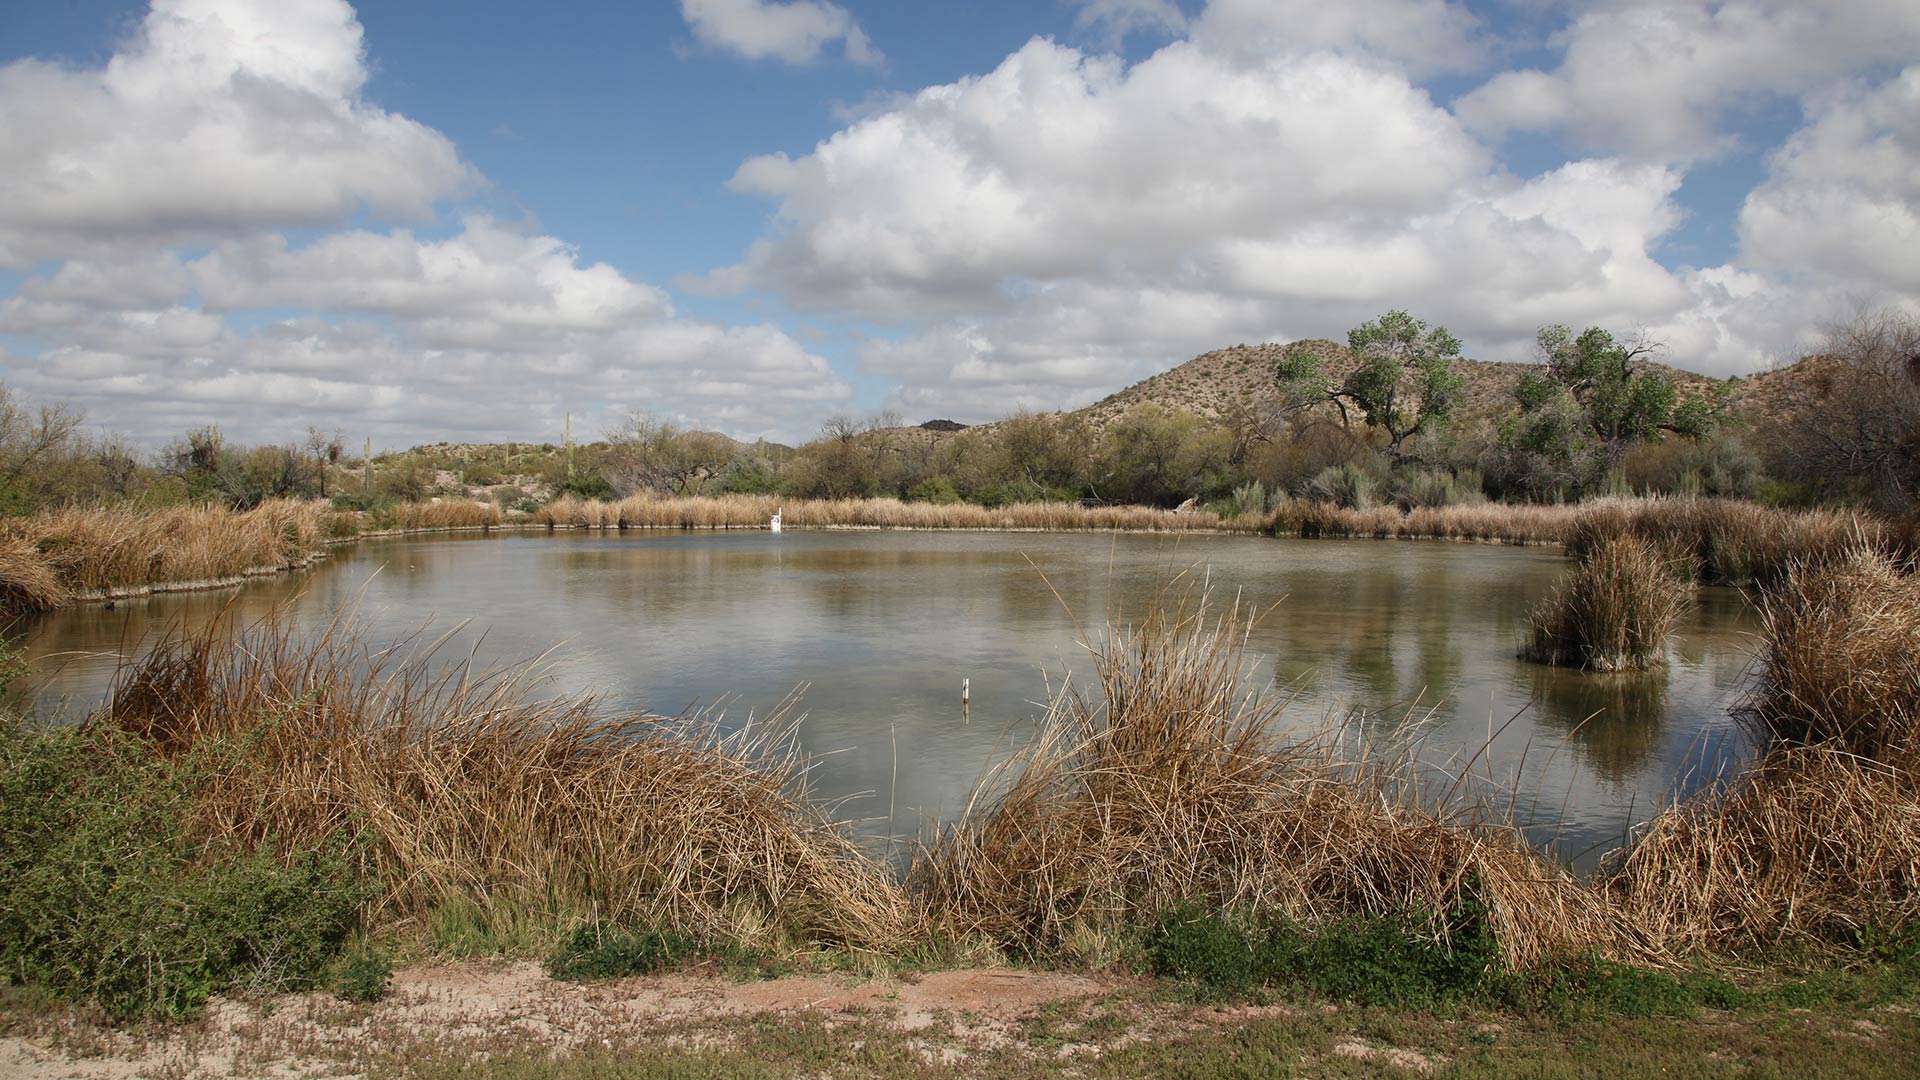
<box><xmin>1071</xmin><ymin>339</ymin><xmax>1735</xmax><ymax>433</ymax></box>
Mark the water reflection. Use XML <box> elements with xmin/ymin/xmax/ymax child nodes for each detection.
<box><xmin>14</xmin><ymin>530</ymin><xmax>1762</xmax><ymax>867</ymax></box>
<box><xmin>1519</xmin><ymin>663</ymin><xmax>1670</xmax><ymax>782</ymax></box>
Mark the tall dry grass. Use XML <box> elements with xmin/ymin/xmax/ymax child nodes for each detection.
<box><xmin>1745</xmin><ymin>546</ymin><xmax>1920</xmax><ymax>764</ymax></box>
<box><xmin>524</xmin><ymin>494</ymin><xmax>1905</xmax><ymax>566</ymax></box>
<box><xmin>910</xmin><ymin>594</ymin><xmax>1647</xmax><ymax>970</ymax></box>
<box><xmin>1608</xmin><ymin>746</ymin><xmax>1920</xmax><ymax>954</ymax></box>
<box><xmin>98</xmin><ymin>612</ymin><xmax>907</xmax><ymax>950</ymax></box>
<box><xmin>1607</xmin><ymin>544</ymin><xmax>1920</xmax><ymax>955</ymax></box>
<box><xmin>0</xmin><ymin>501</ymin><xmax>333</xmax><ymax>612</ymax></box>
<box><xmin>1523</xmin><ymin>534</ymin><xmax>1693</xmax><ymax>672</ymax></box>
<box><xmin>383</xmin><ymin>500</ymin><xmax>503</xmax><ymax>532</ymax></box>
<box><xmin>1563</xmin><ymin>496</ymin><xmax>1904</xmax><ymax>586</ymax></box>
<box><xmin>535</xmin><ymin>493</ymin><xmax>1243</xmax><ymax>533</ymax></box>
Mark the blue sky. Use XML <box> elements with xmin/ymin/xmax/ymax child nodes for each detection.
<box><xmin>1</xmin><ymin>1</ymin><xmax>1916</xmax><ymax>448</ymax></box>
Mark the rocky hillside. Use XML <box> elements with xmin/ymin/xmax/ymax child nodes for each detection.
<box><xmin>1071</xmin><ymin>339</ymin><xmax>1735</xmax><ymax>433</ymax></box>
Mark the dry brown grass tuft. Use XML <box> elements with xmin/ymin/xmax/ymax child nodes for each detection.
<box><xmin>1523</xmin><ymin>534</ymin><xmax>1693</xmax><ymax>672</ymax></box>
<box><xmin>909</xmin><ymin>593</ymin><xmax>1646</xmax><ymax>970</ymax></box>
<box><xmin>0</xmin><ymin>533</ymin><xmax>68</xmax><ymax>614</ymax></box>
<box><xmin>1608</xmin><ymin>746</ymin><xmax>1920</xmax><ymax>954</ymax></box>
<box><xmin>1564</xmin><ymin>497</ymin><xmax>1900</xmax><ymax>586</ymax></box>
<box><xmin>0</xmin><ymin>501</ymin><xmax>332</xmax><ymax>609</ymax></box>
<box><xmin>97</xmin><ymin>612</ymin><xmax>907</xmax><ymax>951</ymax></box>
<box><xmin>1747</xmin><ymin>546</ymin><xmax>1920</xmax><ymax>763</ymax></box>
<box><xmin>386</xmin><ymin>500</ymin><xmax>503</xmax><ymax>532</ymax></box>
<box><xmin>534</xmin><ymin>493</ymin><xmax>1241</xmax><ymax>533</ymax></box>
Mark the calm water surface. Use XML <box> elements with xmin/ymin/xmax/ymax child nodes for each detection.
<box><xmin>19</xmin><ymin>530</ymin><xmax>1761</xmax><ymax>867</ymax></box>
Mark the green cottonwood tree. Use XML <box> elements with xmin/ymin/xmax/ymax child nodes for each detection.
<box><xmin>1494</xmin><ymin>325</ymin><xmax>1720</xmax><ymax>499</ymax></box>
<box><xmin>1274</xmin><ymin>310</ymin><xmax>1466</xmax><ymax>461</ymax></box>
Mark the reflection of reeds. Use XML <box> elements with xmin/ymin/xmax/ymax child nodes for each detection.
<box><xmin>1523</xmin><ymin>534</ymin><xmax>1692</xmax><ymax>672</ymax></box>
<box><xmin>910</xmin><ymin>594</ymin><xmax>1646</xmax><ymax>970</ymax></box>
<box><xmin>99</xmin><ymin>612</ymin><xmax>907</xmax><ymax>950</ymax></box>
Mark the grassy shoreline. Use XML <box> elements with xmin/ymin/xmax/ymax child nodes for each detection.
<box><xmin>4</xmin><ymin>532</ymin><xmax>1916</xmax><ymax>1021</ymax></box>
<box><xmin>1</xmin><ymin>493</ymin><xmax>1907</xmax><ymax>616</ymax></box>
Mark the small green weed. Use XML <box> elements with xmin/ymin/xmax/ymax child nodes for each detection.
<box><xmin>544</xmin><ymin>924</ymin><xmax>755</xmax><ymax>982</ymax></box>
<box><xmin>336</xmin><ymin>947</ymin><xmax>394</xmax><ymax>1003</ymax></box>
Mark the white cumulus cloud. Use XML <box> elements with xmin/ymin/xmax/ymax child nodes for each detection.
<box><xmin>1</xmin><ymin>0</ymin><xmax>853</xmax><ymax>445</ymax></box>
<box><xmin>0</xmin><ymin>0</ymin><xmax>475</xmax><ymax>267</ymax></box>
<box><xmin>680</xmin><ymin>0</ymin><xmax>882</xmax><ymax>67</ymax></box>
<box><xmin>1456</xmin><ymin>0</ymin><xmax>1920</xmax><ymax>161</ymax></box>
<box><xmin>1739</xmin><ymin>67</ymin><xmax>1920</xmax><ymax>293</ymax></box>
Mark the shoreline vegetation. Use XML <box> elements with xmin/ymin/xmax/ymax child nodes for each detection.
<box><xmin>2</xmin><ymin>508</ymin><xmax>1916</xmax><ymax>1030</ymax></box>
<box><xmin>0</xmin><ymin>490</ymin><xmax>1907</xmax><ymax>618</ymax></box>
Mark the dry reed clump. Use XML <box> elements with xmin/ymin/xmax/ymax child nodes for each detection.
<box><xmin>97</xmin><ymin>613</ymin><xmax>906</xmax><ymax>951</ymax></box>
<box><xmin>386</xmin><ymin>500</ymin><xmax>503</xmax><ymax>532</ymax></box>
<box><xmin>1746</xmin><ymin>546</ymin><xmax>1920</xmax><ymax>764</ymax></box>
<box><xmin>0</xmin><ymin>533</ymin><xmax>68</xmax><ymax>613</ymax></box>
<box><xmin>1565</xmin><ymin>496</ymin><xmax>1900</xmax><ymax>587</ymax></box>
<box><xmin>536</xmin><ymin>493</ymin><xmax>1243</xmax><ymax>533</ymax></box>
<box><xmin>909</xmin><ymin>595</ymin><xmax>1645</xmax><ymax>970</ymax></box>
<box><xmin>1522</xmin><ymin>534</ymin><xmax>1693</xmax><ymax>672</ymax></box>
<box><xmin>1267</xmin><ymin>499</ymin><xmax>1573</xmax><ymax>544</ymax></box>
<box><xmin>0</xmin><ymin>501</ymin><xmax>332</xmax><ymax>610</ymax></box>
<box><xmin>1608</xmin><ymin>746</ymin><xmax>1920</xmax><ymax>954</ymax></box>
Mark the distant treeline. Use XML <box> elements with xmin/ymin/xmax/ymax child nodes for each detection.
<box><xmin>1</xmin><ymin>309</ymin><xmax>1913</xmax><ymax>518</ymax></box>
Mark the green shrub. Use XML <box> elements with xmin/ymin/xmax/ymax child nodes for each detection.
<box><xmin>907</xmin><ymin>477</ymin><xmax>962</xmax><ymax>505</ymax></box>
<box><xmin>1146</xmin><ymin>907</ymin><xmax>1258</xmax><ymax>999</ymax></box>
<box><xmin>1147</xmin><ymin>898</ymin><xmax>1504</xmax><ymax>1008</ymax></box>
<box><xmin>335</xmin><ymin>946</ymin><xmax>393</xmax><ymax>1003</ymax></box>
<box><xmin>562</xmin><ymin>474</ymin><xmax>614</xmax><ymax>500</ymax></box>
<box><xmin>1304</xmin><ymin>462</ymin><xmax>1379</xmax><ymax>510</ymax></box>
<box><xmin>545</xmin><ymin>924</ymin><xmax>703</xmax><ymax>982</ymax></box>
<box><xmin>0</xmin><ymin>720</ymin><xmax>368</xmax><ymax>1020</ymax></box>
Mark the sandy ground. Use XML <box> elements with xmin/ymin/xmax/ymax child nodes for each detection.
<box><xmin>0</xmin><ymin>962</ymin><xmax>1146</xmax><ymax>1079</ymax></box>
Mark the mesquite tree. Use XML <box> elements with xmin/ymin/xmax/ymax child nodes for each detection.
<box><xmin>1274</xmin><ymin>310</ymin><xmax>1465</xmax><ymax>461</ymax></box>
<box><xmin>1492</xmin><ymin>325</ymin><xmax>1719</xmax><ymax>499</ymax></box>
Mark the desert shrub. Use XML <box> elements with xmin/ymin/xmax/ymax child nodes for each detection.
<box><xmin>907</xmin><ymin>476</ymin><xmax>963</xmax><ymax>504</ymax></box>
<box><xmin>1303</xmin><ymin>462</ymin><xmax>1379</xmax><ymax>510</ymax></box>
<box><xmin>1390</xmin><ymin>467</ymin><xmax>1484</xmax><ymax>509</ymax></box>
<box><xmin>545</xmin><ymin>924</ymin><xmax>713</xmax><ymax>982</ymax></box>
<box><xmin>334</xmin><ymin>946</ymin><xmax>393</xmax><ymax>1003</ymax></box>
<box><xmin>1758</xmin><ymin>310</ymin><xmax>1920</xmax><ymax>515</ymax></box>
<box><xmin>0</xmin><ymin>719</ymin><xmax>366</xmax><ymax>1020</ymax></box>
<box><xmin>1524</xmin><ymin>534</ymin><xmax>1692</xmax><ymax>671</ymax></box>
<box><xmin>1228</xmin><ymin>480</ymin><xmax>1275</xmax><ymax>517</ymax></box>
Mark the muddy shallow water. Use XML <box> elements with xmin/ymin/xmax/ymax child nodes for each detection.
<box><xmin>18</xmin><ymin>529</ymin><xmax>1761</xmax><ymax>868</ymax></box>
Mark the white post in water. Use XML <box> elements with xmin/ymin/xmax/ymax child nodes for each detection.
<box><xmin>770</xmin><ymin>506</ymin><xmax>783</xmax><ymax>533</ymax></box>
<box><xmin>962</xmin><ymin>678</ymin><xmax>970</xmax><ymax>711</ymax></box>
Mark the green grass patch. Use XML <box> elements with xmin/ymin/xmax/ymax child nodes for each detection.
<box><xmin>543</xmin><ymin>923</ymin><xmax>769</xmax><ymax>983</ymax></box>
<box><xmin>1146</xmin><ymin>898</ymin><xmax>1505</xmax><ymax>1008</ymax></box>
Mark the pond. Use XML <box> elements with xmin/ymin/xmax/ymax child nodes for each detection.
<box><xmin>17</xmin><ymin>529</ymin><xmax>1761</xmax><ymax>868</ymax></box>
